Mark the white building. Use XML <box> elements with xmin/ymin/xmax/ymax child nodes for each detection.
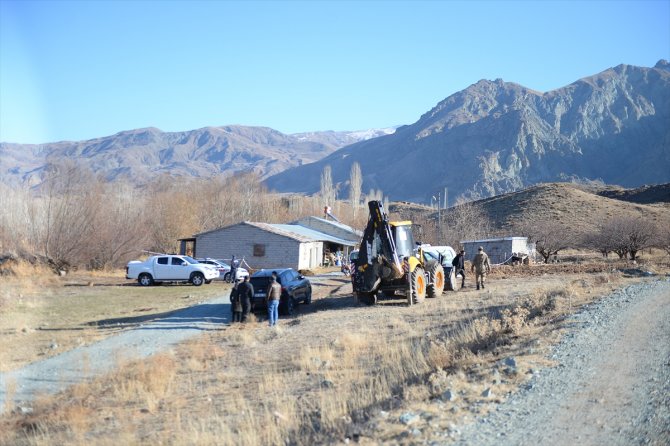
<box><xmin>180</xmin><ymin>219</ymin><xmax>360</xmax><ymax>271</ymax></box>
<box><xmin>460</xmin><ymin>237</ymin><xmax>535</xmax><ymax>265</ymax></box>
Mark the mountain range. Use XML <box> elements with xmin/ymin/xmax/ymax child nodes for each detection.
<box><xmin>2</xmin><ymin>61</ymin><xmax>668</xmax><ymax>203</ymax></box>
<box><xmin>266</xmin><ymin>60</ymin><xmax>670</xmax><ymax>202</ymax></box>
<box><xmin>0</xmin><ymin>126</ymin><xmax>395</xmax><ymax>187</ymax></box>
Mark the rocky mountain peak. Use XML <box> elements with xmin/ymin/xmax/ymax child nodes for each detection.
<box><xmin>266</xmin><ymin>61</ymin><xmax>670</xmax><ymax>202</ymax></box>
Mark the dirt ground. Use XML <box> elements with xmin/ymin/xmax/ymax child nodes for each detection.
<box><xmin>1</xmin><ymin>258</ymin><xmax>668</xmax><ymax>445</ymax></box>
<box><xmin>0</xmin><ymin>264</ymin><xmax>601</xmax><ymax>372</ymax></box>
<box><xmin>0</xmin><ymin>273</ymin><xmax>231</xmax><ymax>372</ymax></box>
<box><xmin>0</xmin><ymin>260</ymin><xmax>658</xmax><ymax>376</ymax></box>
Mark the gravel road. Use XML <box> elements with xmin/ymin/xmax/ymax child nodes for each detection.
<box><xmin>454</xmin><ymin>278</ymin><xmax>670</xmax><ymax>446</ymax></box>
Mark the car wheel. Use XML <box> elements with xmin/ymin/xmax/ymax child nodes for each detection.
<box><xmin>191</xmin><ymin>272</ymin><xmax>205</xmax><ymax>286</ymax></box>
<box><xmin>223</xmin><ymin>272</ymin><xmax>231</xmax><ymax>282</ymax></box>
<box><xmin>304</xmin><ymin>287</ymin><xmax>312</xmax><ymax>304</ymax></box>
<box><xmin>280</xmin><ymin>296</ymin><xmax>295</xmax><ymax>316</ymax></box>
<box><xmin>138</xmin><ymin>273</ymin><xmax>153</xmax><ymax>286</ymax></box>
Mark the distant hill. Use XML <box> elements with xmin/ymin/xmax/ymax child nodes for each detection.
<box><xmin>588</xmin><ymin>183</ymin><xmax>670</xmax><ymax>204</ymax></box>
<box><xmin>471</xmin><ymin>182</ymin><xmax>670</xmax><ymax>234</ymax></box>
<box><xmin>266</xmin><ymin>60</ymin><xmax>670</xmax><ymax>203</ymax></box>
<box><xmin>395</xmin><ymin>182</ymin><xmax>670</xmax><ymax>238</ymax></box>
<box><xmin>0</xmin><ymin>126</ymin><xmax>395</xmax><ymax>187</ymax></box>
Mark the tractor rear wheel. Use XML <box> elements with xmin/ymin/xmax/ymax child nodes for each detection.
<box><xmin>426</xmin><ymin>263</ymin><xmax>445</xmax><ymax>298</ymax></box>
<box><xmin>410</xmin><ymin>267</ymin><xmax>426</xmax><ymax>304</ymax></box>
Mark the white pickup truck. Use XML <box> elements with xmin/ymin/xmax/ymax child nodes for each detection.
<box><xmin>126</xmin><ymin>255</ymin><xmax>219</xmax><ymax>286</ymax></box>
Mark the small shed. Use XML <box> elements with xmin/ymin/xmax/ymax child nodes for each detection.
<box><xmin>188</xmin><ymin>221</ymin><xmax>357</xmax><ymax>271</ymax></box>
<box><xmin>460</xmin><ymin>237</ymin><xmax>533</xmax><ymax>265</ymax></box>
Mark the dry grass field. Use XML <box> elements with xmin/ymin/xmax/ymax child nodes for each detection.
<box><xmin>2</xmin><ymin>252</ymin><xmax>668</xmax><ymax>445</ymax></box>
<box><xmin>0</xmin><ymin>261</ymin><xmax>231</xmax><ymax>372</ymax></box>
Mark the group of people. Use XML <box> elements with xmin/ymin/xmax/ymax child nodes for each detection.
<box><xmin>229</xmin><ymin>271</ymin><xmax>282</xmax><ymax>327</ymax></box>
<box><xmin>451</xmin><ymin>246</ymin><xmax>491</xmax><ymax>290</ymax></box>
<box><xmin>229</xmin><ymin>275</ymin><xmax>253</xmax><ymax>322</ymax></box>
<box><xmin>323</xmin><ymin>250</ymin><xmax>343</xmax><ymax>267</ymax></box>
<box><xmin>229</xmin><ymin>248</ymin><xmax>492</xmax><ymax>327</ymax></box>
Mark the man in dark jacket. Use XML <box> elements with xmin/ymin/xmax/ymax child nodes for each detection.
<box><xmin>452</xmin><ymin>249</ymin><xmax>466</xmax><ymax>289</ymax></box>
<box><xmin>236</xmin><ymin>275</ymin><xmax>254</xmax><ymax>322</ymax></box>
<box><xmin>229</xmin><ymin>280</ymin><xmax>241</xmax><ymax>323</ymax></box>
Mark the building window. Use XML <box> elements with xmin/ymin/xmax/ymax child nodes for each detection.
<box><xmin>253</xmin><ymin>244</ymin><xmax>266</xmax><ymax>257</ymax></box>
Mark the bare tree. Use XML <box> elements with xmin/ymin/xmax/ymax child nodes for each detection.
<box><xmin>584</xmin><ymin>216</ymin><xmax>658</xmax><ymax>261</ymax></box>
<box><xmin>624</xmin><ymin>217</ymin><xmax>658</xmax><ymax>260</ymax></box>
<box><xmin>146</xmin><ymin>176</ymin><xmax>201</xmax><ymax>254</ymax></box>
<box><xmin>0</xmin><ymin>183</ymin><xmax>37</xmax><ymax>253</ymax></box>
<box><xmin>349</xmin><ymin>162</ymin><xmax>362</xmax><ymax>219</ymax></box>
<box><xmin>89</xmin><ymin>183</ymin><xmax>151</xmax><ymax>269</ymax></box>
<box><xmin>320</xmin><ymin>165</ymin><xmax>336</xmax><ymax>207</ymax></box>
<box><xmin>364</xmin><ymin>188</ymin><xmax>384</xmax><ymax>203</ymax></box>
<box><xmin>39</xmin><ymin>161</ymin><xmax>101</xmax><ymax>268</ymax></box>
<box><xmin>441</xmin><ymin>199</ymin><xmax>493</xmax><ymax>249</ymax></box>
<box><xmin>658</xmin><ymin>226</ymin><xmax>670</xmax><ymax>257</ymax></box>
<box><xmin>518</xmin><ymin>217</ymin><xmax>572</xmax><ymax>263</ymax></box>
<box><xmin>581</xmin><ymin>226</ymin><xmax>615</xmax><ymax>258</ymax></box>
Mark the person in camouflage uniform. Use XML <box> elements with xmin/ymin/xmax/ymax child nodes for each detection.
<box><xmin>471</xmin><ymin>246</ymin><xmax>491</xmax><ymax>290</ymax></box>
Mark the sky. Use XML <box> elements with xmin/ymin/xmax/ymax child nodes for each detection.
<box><xmin>1</xmin><ymin>0</ymin><xmax>669</xmax><ymax>144</ymax></box>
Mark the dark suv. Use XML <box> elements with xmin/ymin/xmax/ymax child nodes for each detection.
<box><xmin>249</xmin><ymin>268</ymin><xmax>312</xmax><ymax>315</ymax></box>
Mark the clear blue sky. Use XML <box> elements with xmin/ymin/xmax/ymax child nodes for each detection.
<box><xmin>1</xmin><ymin>0</ymin><xmax>669</xmax><ymax>144</ymax></box>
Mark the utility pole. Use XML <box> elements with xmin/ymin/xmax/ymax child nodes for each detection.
<box><xmin>437</xmin><ymin>191</ymin><xmax>441</xmax><ymax>238</ymax></box>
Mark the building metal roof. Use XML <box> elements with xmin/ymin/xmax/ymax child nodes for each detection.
<box><xmin>294</xmin><ymin>216</ymin><xmax>363</xmax><ymax>238</ymax></box>
<box><xmin>193</xmin><ymin>219</ymin><xmax>359</xmax><ymax>247</ymax></box>
<box><xmin>262</xmin><ymin>223</ymin><xmax>357</xmax><ymax>246</ymax></box>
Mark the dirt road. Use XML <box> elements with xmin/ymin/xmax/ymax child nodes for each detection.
<box><xmin>453</xmin><ymin>279</ymin><xmax>670</xmax><ymax>445</ymax></box>
<box><xmin>0</xmin><ymin>296</ymin><xmax>230</xmax><ymax>414</ymax></box>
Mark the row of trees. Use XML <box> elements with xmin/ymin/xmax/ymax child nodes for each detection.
<box><xmin>518</xmin><ymin>215</ymin><xmax>669</xmax><ymax>263</ymax></box>
<box><xmin>0</xmin><ymin>162</ymin><xmax>365</xmax><ymax>270</ymax></box>
<box><xmin>2</xmin><ymin>159</ymin><xmax>667</xmax><ymax>270</ymax></box>
<box><xmin>315</xmin><ymin>162</ymin><xmax>670</xmax><ymax>263</ymax></box>
<box><xmin>319</xmin><ymin>162</ymin><xmax>387</xmax><ymax>222</ymax></box>
<box><xmin>419</xmin><ymin>202</ymin><xmax>669</xmax><ymax>264</ymax></box>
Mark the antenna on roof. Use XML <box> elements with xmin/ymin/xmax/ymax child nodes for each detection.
<box><xmin>323</xmin><ymin>206</ymin><xmax>341</xmax><ymax>223</ymax></box>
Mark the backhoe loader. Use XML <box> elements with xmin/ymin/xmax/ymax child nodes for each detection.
<box><xmin>352</xmin><ymin>201</ymin><xmax>445</xmax><ymax>305</ymax></box>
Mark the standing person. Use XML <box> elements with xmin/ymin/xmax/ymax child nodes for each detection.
<box><xmin>236</xmin><ymin>275</ymin><xmax>254</xmax><ymax>322</ymax></box>
<box><xmin>266</xmin><ymin>275</ymin><xmax>282</xmax><ymax>327</ymax></box>
<box><xmin>471</xmin><ymin>246</ymin><xmax>491</xmax><ymax>290</ymax></box>
<box><xmin>229</xmin><ymin>255</ymin><xmax>237</xmax><ymax>283</ymax></box>
<box><xmin>229</xmin><ymin>279</ymin><xmax>241</xmax><ymax>323</ymax></box>
<box><xmin>452</xmin><ymin>249</ymin><xmax>467</xmax><ymax>289</ymax></box>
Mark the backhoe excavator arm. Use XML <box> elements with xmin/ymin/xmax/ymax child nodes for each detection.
<box><xmin>353</xmin><ymin>201</ymin><xmax>405</xmax><ymax>293</ymax></box>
